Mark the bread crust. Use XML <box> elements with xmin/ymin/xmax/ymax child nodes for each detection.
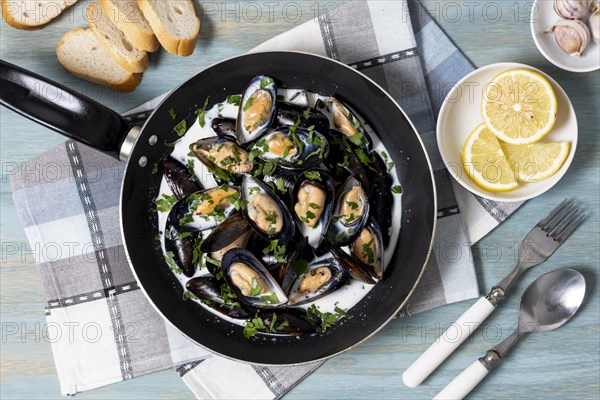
<box><xmin>99</xmin><ymin>0</ymin><xmax>159</xmax><ymax>52</ymax></box>
<box><xmin>56</xmin><ymin>28</ymin><xmax>142</xmax><ymax>93</ymax></box>
<box><xmin>137</xmin><ymin>0</ymin><xmax>199</xmax><ymax>57</ymax></box>
<box><xmin>2</xmin><ymin>0</ymin><xmax>78</xmax><ymax>30</ymax></box>
<box><xmin>86</xmin><ymin>2</ymin><xmax>149</xmax><ymax>73</ymax></box>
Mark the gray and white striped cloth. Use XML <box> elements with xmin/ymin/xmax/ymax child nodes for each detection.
<box><xmin>10</xmin><ymin>0</ymin><xmax>522</xmax><ymax>398</ymax></box>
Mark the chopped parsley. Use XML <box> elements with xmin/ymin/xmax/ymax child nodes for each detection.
<box><xmin>154</xmin><ymin>193</ymin><xmax>178</xmax><ymax>213</ymax></box>
<box><xmin>305</xmin><ymin>305</ymin><xmax>352</xmax><ymax>332</ymax></box>
<box><xmin>346</xmin><ymin>201</ymin><xmax>359</xmax><ymax>210</ymax></box>
<box><xmin>265</xmin><ymin>211</ymin><xmax>278</xmax><ymax>225</ymax></box>
<box><xmin>174</xmin><ymin>119</ymin><xmax>187</xmax><ymax>137</ymax></box>
<box><xmin>392</xmin><ymin>185</ymin><xmax>403</xmax><ymax>194</ymax></box>
<box><xmin>243</xmin><ymin>96</ymin><xmax>254</xmax><ymax>112</ymax></box>
<box><xmin>168</xmin><ymin>107</ymin><xmax>177</xmax><ymax>120</ymax></box>
<box><xmin>195</xmin><ymin>96</ymin><xmax>211</xmax><ymax>128</ymax></box>
<box><xmin>292</xmin><ymin>258</ymin><xmax>309</xmax><ymax>276</ymax></box>
<box><xmin>363</xmin><ymin>240</ymin><xmax>375</xmax><ymax>264</ymax></box>
<box><xmin>381</xmin><ymin>151</ymin><xmax>394</xmax><ymax>172</ymax></box>
<box><xmin>260</xmin><ymin>293</ymin><xmax>280</xmax><ymax>305</ymax></box>
<box><xmin>220</xmin><ymin>283</ymin><xmax>241</xmax><ymax>308</ymax></box>
<box><xmin>274</xmin><ymin>178</ymin><xmax>287</xmax><ymax>193</ymax></box>
<box><xmin>309</xmin><ymin>203</ymin><xmax>320</xmax><ymax>209</ymax></box>
<box><xmin>260</xmin><ymin>76</ymin><xmax>274</xmax><ymax>88</ymax></box>
<box><xmin>151</xmin><ymin>163</ymin><xmax>158</xmax><ymax>175</ymax></box>
<box><xmin>226</xmin><ymin>95</ymin><xmax>241</xmax><ymax>106</ymax></box>
<box><xmin>191</xmin><ymin>234</ymin><xmax>204</xmax><ymax>267</ymax></box>
<box><xmin>263</xmin><ymin>240</ymin><xmax>287</xmax><ymax>263</ymax></box>
<box><xmin>303</xmin><ymin>107</ymin><xmax>312</xmax><ymax>120</ymax></box>
<box><xmin>209</xmin><ymin>164</ymin><xmax>234</xmax><ymax>182</ymax></box>
<box><xmin>354</xmin><ymin>148</ymin><xmax>373</xmax><ymax>166</ymax></box>
<box><xmin>243</xmin><ymin>313</ymin><xmax>289</xmax><ymax>338</ymax></box>
<box><xmin>164</xmin><ymin>251</ymin><xmax>182</xmax><ymax>274</ymax></box>
<box><xmin>228</xmin><ymin>191</ymin><xmax>247</xmax><ymax>211</ymax></box>
<box><xmin>262</xmin><ymin>160</ymin><xmax>277</xmax><ymax>176</ymax></box>
<box><xmin>182</xmin><ymin>290</ymin><xmax>198</xmax><ymax>301</ymax></box>
<box><xmin>249</xmin><ymin>277</ymin><xmax>262</xmax><ymax>296</ymax></box>
<box><xmin>304</xmin><ymin>171</ymin><xmax>321</xmax><ymax>181</ymax></box>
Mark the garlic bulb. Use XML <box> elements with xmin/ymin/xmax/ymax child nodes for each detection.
<box><xmin>544</xmin><ymin>19</ymin><xmax>591</xmax><ymax>57</ymax></box>
<box><xmin>589</xmin><ymin>3</ymin><xmax>600</xmax><ymax>44</ymax></box>
<box><xmin>553</xmin><ymin>0</ymin><xmax>592</xmax><ymax>19</ymax></box>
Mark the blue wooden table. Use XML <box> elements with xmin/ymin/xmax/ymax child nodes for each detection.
<box><xmin>1</xmin><ymin>1</ymin><xmax>598</xmax><ymax>398</ymax></box>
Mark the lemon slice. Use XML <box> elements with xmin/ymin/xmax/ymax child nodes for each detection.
<box><xmin>481</xmin><ymin>69</ymin><xmax>558</xmax><ymax>145</ymax></box>
<box><xmin>462</xmin><ymin>123</ymin><xmax>519</xmax><ymax>192</ymax></box>
<box><xmin>500</xmin><ymin>141</ymin><xmax>570</xmax><ymax>183</ymax></box>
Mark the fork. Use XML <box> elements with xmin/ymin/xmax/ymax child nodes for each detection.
<box><xmin>402</xmin><ymin>199</ymin><xmax>585</xmax><ymax>388</ymax></box>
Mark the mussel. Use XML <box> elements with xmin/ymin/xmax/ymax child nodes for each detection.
<box><xmin>200</xmin><ymin>213</ymin><xmax>253</xmax><ymax>275</ymax></box>
<box><xmin>321</xmin><ymin>97</ymin><xmax>371</xmax><ymax>149</ymax></box>
<box><xmin>163</xmin><ymin>157</ymin><xmax>203</xmax><ymax>200</ymax></box>
<box><xmin>236</xmin><ymin>75</ymin><xmax>277</xmax><ymax>144</ymax></box>
<box><xmin>164</xmin><ymin>222</ymin><xmax>199</xmax><ymax>277</ymax></box>
<box><xmin>222</xmin><ymin>249</ymin><xmax>288</xmax><ymax>308</ymax></box>
<box><xmin>254</xmin><ymin>127</ymin><xmax>329</xmax><ymax>170</ymax></box>
<box><xmin>171</xmin><ymin>186</ymin><xmax>239</xmax><ymax>232</ymax></box>
<box><xmin>324</xmin><ymin>129</ymin><xmax>373</xmax><ymax>191</ymax></box>
<box><xmin>326</xmin><ymin>240</ymin><xmax>376</xmax><ymax>285</ymax></box>
<box><xmin>350</xmin><ymin>218</ymin><xmax>385</xmax><ymax>280</ymax></box>
<box><xmin>242</xmin><ymin>175</ymin><xmax>295</xmax><ymax>243</ymax></box>
<box><xmin>282</xmin><ymin>238</ymin><xmax>347</xmax><ymax>305</ymax></box>
<box><xmin>291</xmin><ymin>169</ymin><xmax>335</xmax><ymax>249</ymax></box>
<box><xmin>369</xmin><ymin>151</ymin><xmax>393</xmax><ymax>247</ymax></box>
<box><xmin>211</xmin><ymin>117</ymin><xmax>237</xmax><ymax>139</ymax></box>
<box><xmin>327</xmin><ymin>176</ymin><xmax>370</xmax><ymax>246</ymax></box>
<box><xmin>186</xmin><ymin>277</ymin><xmax>252</xmax><ymax>319</ymax></box>
<box><xmin>190</xmin><ymin>137</ymin><xmax>253</xmax><ymax>177</ymax></box>
<box><xmin>276</xmin><ymin>103</ymin><xmax>330</xmax><ymax>135</ymax></box>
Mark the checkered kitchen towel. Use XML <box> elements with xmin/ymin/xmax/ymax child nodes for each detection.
<box><xmin>10</xmin><ymin>0</ymin><xmax>523</xmax><ymax>398</ymax></box>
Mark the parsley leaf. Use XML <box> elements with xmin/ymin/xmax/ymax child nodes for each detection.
<box><xmin>174</xmin><ymin>119</ymin><xmax>187</xmax><ymax>137</ymax></box>
<box><xmin>182</xmin><ymin>290</ymin><xmax>198</xmax><ymax>301</ymax></box>
<box><xmin>226</xmin><ymin>95</ymin><xmax>241</xmax><ymax>106</ymax></box>
<box><xmin>168</xmin><ymin>107</ymin><xmax>177</xmax><ymax>120</ymax></box>
<box><xmin>165</xmin><ymin>251</ymin><xmax>182</xmax><ymax>274</ymax></box>
<box><xmin>249</xmin><ymin>277</ymin><xmax>262</xmax><ymax>296</ymax></box>
<box><xmin>305</xmin><ymin>305</ymin><xmax>352</xmax><ymax>332</ymax></box>
<box><xmin>154</xmin><ymin>193</ymin><xmax>178</xmax><ymax>213</ymax></box>
<box><xmin>392</xmin><ymin>185</ymin><xmax>403</xmax><ymax>194</ymax></box>
<box><xmin>243</xmin><ymin>96</ymin><xmax>254</xmax><ymax>112</ymax></box>
<box><xmin>260</xmin><ymin>76</ymin><xmax>274</xmax><ymax>88</ymax></box>
<box><xmin>260</xmin><ymin>293</ymin><xmax>280</xmax><ymax>305</ymax></box>
<box><xmin>304</xmin><ymin>171</ymin><xmax>321</xmax><ymax>181</ymax></box>
<box><xmin>195</xmin><ymin>96</ymin><xmax>211</xmax><ymax>128</ymax></box>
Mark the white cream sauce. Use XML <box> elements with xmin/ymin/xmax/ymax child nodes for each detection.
<box><xmin>156</xmin><ymin>88</ymin><xmax>402</xmax><ymax>326</ymax></box>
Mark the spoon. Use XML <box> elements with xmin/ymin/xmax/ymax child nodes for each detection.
<box><xmin>434</xmin><ymin>268</ymin><xmax>586</xmax><ymax>400</ymax></box>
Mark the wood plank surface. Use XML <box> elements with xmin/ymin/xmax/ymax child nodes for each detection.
<box><xmin>1</xmin><ymin>1</ymin><xmax>598</xmax><ymax>399</ymax></box>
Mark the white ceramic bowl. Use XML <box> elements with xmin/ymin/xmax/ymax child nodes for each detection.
<box><xmin>531</xmin><ymin>0</ymin><xmax>599</xmax><ymax>73</ymax></box>
<box><xmin>437</xmin><ymin>62</ymin><xmax>578</xmax><ymax>202</ymax></box>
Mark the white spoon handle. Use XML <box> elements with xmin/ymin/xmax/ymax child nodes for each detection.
<box><xmin>402</xmin><ymin>297</ymin><xmax>495</xmax><ymax>388</ymax></box>
<box><xmin>434</xmin><ymin>360</ymin><xmax>489</xmax><ymax>400</ymax></box>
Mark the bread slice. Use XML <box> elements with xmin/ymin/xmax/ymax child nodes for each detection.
<box><xmin>57</xmin><ymin>28</ymin><xmax>142</xmax><ymax>93</ymax></box>
<box><xmin>137</xmin><ymin>0</ymin><xmax>200</xmax><ymax>57</ymax></box>
<box><xmin>99</xmin><ymin>0</ymin><xmax>159</xmax><ymax>52</ymax></box>
<box><xmin>86</xmin><ymin>2</ymin><xmax>148</xmax><ymax>73</ymax></box>
<box><xmin>2</xmin><ymin>0</ymin><xmax>78</xmax><ymax>30</ymax></box>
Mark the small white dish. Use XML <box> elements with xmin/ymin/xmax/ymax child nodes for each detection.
<box><xmin>531</xmin><ymin>0</ymin><xmax>599</xmax><ymax>73</ymax></box>
<box><xmin>437</xmin><ymin>62</ymin><xmax>578</xmax><ymax>202</ymax></box>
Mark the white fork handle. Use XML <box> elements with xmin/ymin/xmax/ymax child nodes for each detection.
<box><xmin>402</xmin><ymin>297</ymin><xmax>495</xmax><ymax>388</ymax></box>
<box><xmin>434</xmin><ymin>360</ymin><xmax>489</xmax><ymax>400</ymax></box>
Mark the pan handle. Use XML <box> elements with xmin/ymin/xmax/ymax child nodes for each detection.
<box><xmin>0</xmin><ymin>59</ymin><xmax>138</xmax><ymax>160</ymax></box>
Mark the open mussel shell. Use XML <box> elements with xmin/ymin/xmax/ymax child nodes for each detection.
<box><xmin>190</xmin><ymin>137</ymin><xmax>253</xmax><ymax>177</ymax></box>
<box><xmin>291</xmin><ymin>169</ymin><xmax>335</xmax><ymax>249</ymax></box>
<box><xmin>280</xmin><ymin>89</ymin><xmax>309</xmax><ymax>107</ymax></box>
<box><xmin>254</xmin><ymin>308</ymin><xmax>319</xmax><ymax>335</ymax></box>
<box><xmin>211</xmin><ymin>117</ymin><xmax>237</xmax><ymax>139</ymax></box>
<box><xmin>326</xmin><ymin>239</ymin><xmax>376</xmax><ymax>285</ymax></box>
<box><xmin>319</xmin><ymin>97</ymin><xmax>372</xmax><ymax>150</ymax></box>
<box><xmin>327</xmin><ymin>175</ymin><xmax>370</xmax><ymax>246</ymax></box>
<box><xmin>255</xmin><ymin>127</ymin><xmax>329</xmax><ymax>170</ymax></box>
<box><xmin>350</xmin><ymin>218</ymin><xmax>385</xmax><ymax>280</ymax></box>
<box><xmin>276</xmin><ymin>103</ymin><xmax>330</xmax><ymax>135</ymax></box>
<box><xmin>242</xmin><ymin>174</ymin><xmax>295</xmax><ymax>243</ymax></box>
<box><xmin>200</xmin><ymin>213</ymin><xmax>253</xmax><ymax>275</ymax></box>
<box><xmin>323</xmin><ymin>129</ymin><xmax>373</xmax><ymax>191</ymax></box>
<box><xmin>186</xmin><ymin>277</ymin><xmax>252</xmax><ymax>319</ymax></box>
<box><xmin>222</xmin><ymin>248</ymin><xmax>288</xmax><ymax>308</ymax></box>
<box><xmin>236</xmin><ymin>75</ymin><xmax>277</xmax><ymax>144</ymax></box>
<box><xmin>170</xmin><ymin>187</ymin><xmax>239</xmax><ymax>232</ymax></box>
<box><xmin>163</xmin><ymin>157</ymin><xmax>203</xmax><ymax>201</ymax></box>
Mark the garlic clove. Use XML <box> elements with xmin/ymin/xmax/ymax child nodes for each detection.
<box><xmin>589</xmin><ymin>3</ymin><xmax>600</xmax><ymax>44</ymax></box>
<box><xmin>553</xmin><ymin>0</ymin><xmax>592</xmax><ymax>19</ymax></box>
<box><xmin>544</xmin><ymin>19</ymin><xmax>591</xmax><ymax>57</ymax></box>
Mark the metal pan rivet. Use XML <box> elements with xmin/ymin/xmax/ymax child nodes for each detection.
<box><xmin>138</xmin><ymin>156</ymin><xmax>148</xmax><ymax>167</ymax></box>
<box><xmin>149</xmin><ymin>135</ymin><xmax>158</xmax><ymax>145</ymax></box>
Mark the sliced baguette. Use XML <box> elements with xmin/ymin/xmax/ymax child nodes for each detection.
<box><xmin>2</xmin><ymin>0</ymin><xmax>78</xmax><ymax>30</ymax></box>
<box><xmin>137</xmin><ymin>0</ymin><xmax>200</xmax><ymax>57</ymax></box>
<box><xmin>57</xmin><ymin>28</ymin><xmax>142</xmax><ymax>93</ymax></box>
<box><xmin>99</xmin><ymin>0</ymin><xmax>159</xmax><ymax>52</ymax></box>
<box><xmin>86</xmin><ymin>2</ymin><xmax>148</xmax><ymax>73</ymax></box>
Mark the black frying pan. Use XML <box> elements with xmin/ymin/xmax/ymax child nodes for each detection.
<box><xmin>0</xmin><ymin>52</ymin><xmax>436</xmax><ymax>365</ymax></box>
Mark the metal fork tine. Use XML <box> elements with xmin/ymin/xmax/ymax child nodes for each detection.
<box><xmin>555</xmin><ymin>214</ymin><xmax>585</xmax><ymax>243</ymax></box>
<box><xmin>537</xmin><ymin>199</ymin><xmax>569</xmax><ymax>228</ymax></box>
<box><xmin>550</xmin><ymin>208</ymin><xmax>579</xmax><ymax>238</ymax></box>
<box><xmin>543</xmin><ymin>201</ymin><xmax>575</xmax><ymax>232</ymax></box>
